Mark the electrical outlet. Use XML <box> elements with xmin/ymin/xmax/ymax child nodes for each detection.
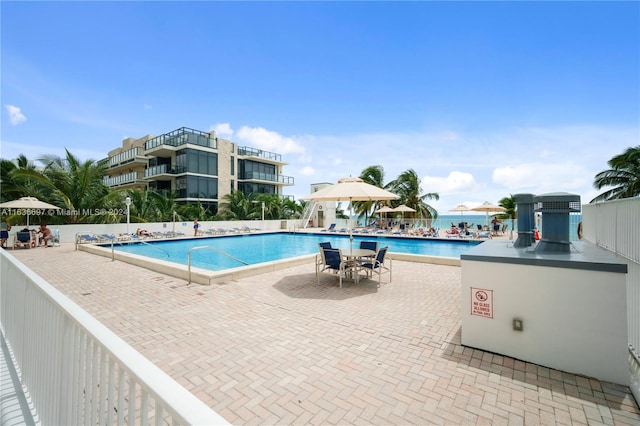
<box><xmin>513</xmin><ymin>318</ymin><xmax>524</xmax><ymax>331</ymax></box>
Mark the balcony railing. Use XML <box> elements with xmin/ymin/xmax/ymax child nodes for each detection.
<box><xmin>145</xmin><ymin>127</ymin><xmax>216</xmax><ymax>151</ymax></box>
<box><xmin>240</xmin><ymin>171</ymin><xmax>294</xmax><ymax>185</ymax></box>
<box><xmin>237</xmin><ymin>147</ymin><xmax>282</xmax><ymax>162</ymax></box>
<box><xmin>0</xmin><ymin>250</ymin><xmax>228</xmax><ymax>425</ymax></box>
<box><xmin>145</xmin><ymin>164</ymin><xmax>170</xmax><ymax>178</ymax></box>
<box><xmin>103</xmin><ymin>171</ymin><xmax>144</xmax><ymax>187</ymax></box>
<box><xmin>108</xmin><ymin>147</ymin><xmax>145</xmax><ymax>168</ymax></box>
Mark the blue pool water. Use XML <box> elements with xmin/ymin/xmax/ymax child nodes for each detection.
<box><xmin>112</xmin><ymin>232</ymin><xmax>481</xmax><ymax>272</ymax></box>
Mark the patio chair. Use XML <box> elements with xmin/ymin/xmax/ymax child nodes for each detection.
<box><xmin>315</xmin><ymin>242</ymin><xmax>333</xmax><ymax>273</ymax></box>
<box><xmin>359</xmin><ymin>246</ymin><xmax>392</xmax><ymax>286</ymax></box>
<box><xmin>359</xmin><ymin>240</ymin><xmax>378</xmax><ymax>252</ymax></box>
<box><xmin>13</xmin><ymin>231</ymin><xmax>34</xmax><ymax>249</ymax></box>
<box><xmin>51</xmin><ymin>229</ymin><xmax>60</xmax><ymax>246</ymax></box>
<box><xmin>317</xmin><ymin>247</ymin><xmax>353</xmax><ymax>288</ymax></box>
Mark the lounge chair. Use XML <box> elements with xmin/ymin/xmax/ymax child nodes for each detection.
<box><xmin>13</xmin><ymin>231</ymin><xmax>34</xmax><ymax>249</ymax></box>
<box><xmin>321</xmin><ymin>224</ymin><xmax>336</xmax><ymax>232</ymax></box>
<box><xmin>77</xmin><ymin>234</ymin><xmax>99</xmax><ymax>244</ymax></box>
<box><xmin>358</xmin><ymin>246</ymin><xmax>392</xmax><ymax>286</ymax></box>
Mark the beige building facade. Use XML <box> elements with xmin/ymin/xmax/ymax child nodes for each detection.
<box><xmin>104</xmin><ymin>127</ymin><xmax>293</xmax><ymax>214</ymax></box>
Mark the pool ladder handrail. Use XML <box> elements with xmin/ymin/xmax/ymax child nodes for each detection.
<box><xmin>188</xmin><ymin>246</ymin><xmax>249</xmax><ymax>284</ymax></box>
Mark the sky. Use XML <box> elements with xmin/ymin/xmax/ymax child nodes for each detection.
<box><xmin>1</xmin><ymin>1</ymin><xmax>639</xmax><ymax>215</ymax></box>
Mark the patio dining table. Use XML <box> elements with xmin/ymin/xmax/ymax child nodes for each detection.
<box><xmin>342</xmin><ymin>249</ymin><xmax>375</xmax><ymax>283</ymax></box>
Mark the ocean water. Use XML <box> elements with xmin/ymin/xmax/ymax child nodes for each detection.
<box><xmin>370</xmin><ymin>213</ymin><xmax>583</xmax><ymax>241</ymax></box>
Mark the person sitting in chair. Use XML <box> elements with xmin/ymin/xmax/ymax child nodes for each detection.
<box><xmin>445</xmin><ymin>225</ymin><xmax>460</xmax><ymax>236</ymax></box>
<box><xmin>38</xmin><ymin>223</ymin><xmax>52</xmax><ymax>247</ymax></box>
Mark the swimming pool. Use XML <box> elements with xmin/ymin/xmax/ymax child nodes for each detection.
<box><xmin>111</xmin><ymin>232</ymin><xmax>481</xmax><ymax>272</ymax></box>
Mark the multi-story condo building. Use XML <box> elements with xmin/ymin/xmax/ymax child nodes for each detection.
<box><xmin>104</xmin><ymin>127</ymin><xmax>294</xmax><ymax>214</ymax></box>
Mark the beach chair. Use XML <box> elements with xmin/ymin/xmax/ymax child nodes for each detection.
<box><xmin>13</xmin><ymin>231</ymin><xmax>34</xmax><ymax>249</ymax></box>
<box><xmin>77</xmin><ymin>234</ymin><xmax>99</xmax><ymax>244</ymax></box>
<box><xmin>321</xmin><ymin>223</ymin><xmax>336</xmax><ymax>232</ymax></box>
<box><xmin>99</xmin><ymin>233</ymin><xmax>116</xmax><ymax>242</ymax></box>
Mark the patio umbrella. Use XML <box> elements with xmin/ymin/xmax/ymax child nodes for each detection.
<box><xmin>374</xmin><ymin>205</ymin><xmax>396</xmax><ymax>229</ymax></box>
<box><xmin>0</xmin><ymin>196</ymin><xmax>62</xmax><ymax>227</ymax></box>
<box><xmin>471</xmin><ymin>201</ymin><xmax>506</xmax><ymax>226</ymax></box>
<box><xmin>393</xmin><ymin>204</ymin><xmax>415</xmax><ymax>221</ymax></box>
<box><xmin>303</xmin><ymin>176</ymin><xmax>399</xmax><ymax>251</ymax></box>
<box><xmin>449</xmin><ymin>204</ymin><xmax>471</xmax><ymax>217</ymax></box>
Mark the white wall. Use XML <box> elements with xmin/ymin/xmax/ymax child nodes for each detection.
<box><xmin>12</xmin><ymin>220</ymin><xmax>290</xmax><ymax>244</ymax></box>
<box><xmin>461</xmin><ymin>260</ymin><xmax>629</xmax><ymax>385</ymax></box>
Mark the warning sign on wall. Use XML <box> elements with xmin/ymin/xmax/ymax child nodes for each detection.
<box><xmin>471</xmin><ymin>288</ymin><xmax>493</xmax><ymax>318</ymax></box>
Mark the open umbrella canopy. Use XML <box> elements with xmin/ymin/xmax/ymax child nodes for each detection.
<box><xmin>449</xmin><ymin>204</ymin><xmax>471</xmax><ymax>213</ymax></box>
<box><xmin>393</xmin><ymin>204</ymin><xmax>415</xmax><ymax>221</ymax></box>
<box><xmin>303</xmin><ymin>176</ymin><xmax>399</xmax><ymax>202</ymax></box>
<box><xmin>0</xmin><ymin>196</ymin><xmax>63</xmax><ymax>226</ymax></box>
<box><xmin>471</xmin><ymin>201</ymin><xmax>506</xmax><ymax>226</ymax></box>
<box><xmin>393</xmin><ymin>204</ymin><xmax>415</xmax><ymax>213</ymax></box>
<box><xmin>374</xmin><ymin>206</ymin><xmax>396</xmax><ymax>214</ymax></box>
<box><xmin>303</xmin><ymin>177</ymin><xmax>399</xmax><ymax>251</ymax></box>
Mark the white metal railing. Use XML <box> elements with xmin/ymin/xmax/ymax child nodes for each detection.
<box><xmin>0</xmin><ymin>249</ymin><xmax>229</xmax><ymax>426</ymax></box>
<box><xmin>582</xmin><ymin>197</ymin><xmax>640</xmax><ymax>404</ymax></box>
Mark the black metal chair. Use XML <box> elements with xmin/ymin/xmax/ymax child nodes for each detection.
<box><xmin>359</xmin><ymin>246</ymin><xmax>392</xmax><ymax>286</ymax></box>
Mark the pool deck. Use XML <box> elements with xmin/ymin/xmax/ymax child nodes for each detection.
<box><xmin>7</xmin><ymin>242</ymin><xmax>640</xmax><ymax>425</ymax></box>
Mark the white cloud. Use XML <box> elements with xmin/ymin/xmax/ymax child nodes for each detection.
<box><xmin>422</xmin><ymin>171</ymin><xmax>478</xmax><ymax>194</ymax></box>
<box><xmin>211</xmin><ymin>122</ymin><xmax>234</xmax><ymax>138</ymax></box>
<box><xmin>493</xmin><ymin>162</ymin><xmax>590</xmax><ymax>195</ymax></box>
<box><xmin>299</xmin><ymin>166</ymin><xmax>315</xmax><ymax>176</ymax></box>
<box><xmin>236</xmin><ymin>126</ymin><xmax>305</xmax><ymax>154</ymax></box>
<box><xmin>4</xmin><ymin>104</ymin><xmax>26</xmax><ymax>125</ymax></box>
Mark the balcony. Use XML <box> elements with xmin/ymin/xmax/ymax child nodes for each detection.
<box><xmin>103</xmin><ymin>171</ymin><xmax>145</xmax><ymax>188</ymax></box>
<box><xmin>145</xmin><ymin>127</ymin><xmax>216</xmax><ymax>156</ymax></box>
<box><xmin>239</xmin><ymin>171</ymin><xmax>294</xmax><ymax>186</ymax></box>
<box><xmin>237</xmin><ymin>147</ymin><xmax>285</xmax><ymax>164</ymax></box>
<box><xmin>108</xmin><ymin>147</ymin><xmax>147</xmax><ymax>172</ymax></box>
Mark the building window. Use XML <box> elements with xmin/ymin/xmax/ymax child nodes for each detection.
<box><xmin>184</xmin><ymin>176</ymin><xmax>218</xmax><ymax>199</ymax></box>
<box><xmin>238</xmin><ymin>182</ymin><xmax>276</xmax><ymax>196</ymax></box>
<box><xmin>230</xmin><ymin>156</ymin><xmax>235</xmax><ymax>176</ymax></box>
<box><xmin>176</xmin><ymin>149</ymin><xmax>218</xmax><ymax>175</ymax></box>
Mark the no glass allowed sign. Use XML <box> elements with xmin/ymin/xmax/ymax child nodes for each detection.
<box><xmin>471</xmin><ymin>288</ymin><xmax>493</xmax><ymax>318</ymax></box>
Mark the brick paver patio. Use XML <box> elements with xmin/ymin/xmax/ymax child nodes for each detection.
<box><xmin>9</xmin><ymin>243</ymin><xmax>640</xmax><ymax>425</ymax></box>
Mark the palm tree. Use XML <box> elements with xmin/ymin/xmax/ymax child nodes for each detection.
<box><xmin>46</xmin><ymin>150</ymin><xmax>110</xmax><ymax>223</ymax></box>
<box><xmin>219</xmin><ymin>191</ymin><xmax>254</xmax><ymax>220</ymax></box>
<box><xmin>498</xmin><ymin>195</ymin><xmax>517</xmax><ymax>237</ymax></box>
<box><xmin>0</xmin><ymin>155</ymin><xmax>44</xmax><ymax>202</ymax></box>
<box><xmin>387</xmin><ymin>169</ymin><xmax>439</xmax><ymax>221</ymax></box>
<box><xmin>591</xmin><ymin>145</ymin><xmax>640</xmax><ymax>202</ymax></box>
<box><xmin>9</xmin><ymin>150</ymin><xmax>110</xmax><ymax>223</ymax></box>
<box><xmin>356</xmin><ymin>165</ymin><xmax>388</xmax><ymax>225</ymax></box>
